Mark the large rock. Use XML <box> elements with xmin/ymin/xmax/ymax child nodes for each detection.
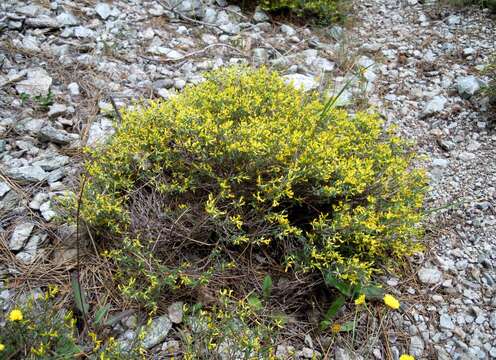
<box><xmin>9</xmin><ymin>222</ymin><xmax>35</xmax><ymax>251</ymax></box>
<box><xmin>73</xmin><ymin>26</ymin><xmax>96</xmax><ymax>38</ymax></box>
<box><xmin>457</xmin><ymin>76</ymin><xmax>483</xmax><ymax>99</ymax></box>
<box><xmin>47</xmin><ymin>103</ymin><xmax>67</xmax><ymax>118</ymax></box>
<box><xmin>439</xmin><ymin>314</ymin><xmax>454</xmax><ymax>330</ymax></box>
<box><xmin>38</xmin><ymin>124</ymin><xmax>79</xmax><ymax>145</ymax></box>
<box><xmin>56</xmin><ymin>12</ymin><xmax>80</xmax><ymax>26</ymax></box>
<box><xmin>16</xmin><ymin>68</ymin><xmax>52</xmax><ymax>96</ymax></box>
<box><xmin>409</xmin><ymin>335</ymin><xmax>425</xmax><ymax>357</ymax></box>
<box><xmin>253</xmin><ymin>7</ymin><xmax>269</xmax><ymax>22</ymax></box>
<box><xmin>147</xmin><ymin>44</ymin><xmax>184</xmax><ymax>60</ymax></box>
<box><xmin>0</xmin><ymin>182</ymin><xmax>10</xmax><ymax>198</ymax></box>
<box><xmin>167</xmin><ymin>302</ymin><xmax>183</xmax><ymax>324</ymax></box>
<box><xmin>95</xmin><ymin>3</ymin><xmax>112</xmax><ymax>20</ymax></box>
<box><xmin>16</xmin><ymin>233</ymin><xmax>46</xmax><ymax>263</ymax></box>
<box><xmin>418</xmin><ymin>266</ymin><xmax>443</xmax><ymax>284</ymax></box>
<box><xmin>29</xmin><ymin>192</ymin><xmax>49</xmax><ymax>210</ymax></box>
<box><xmin>421</xmin><ymin>96</ymin><xmax>447</xmax><ymax>117</ymax></box>
<box><xmin>16</xmin><ymin>4</ymin><xmax>43</xmax><ymax>17</ymax></box>
<box><xmin>142</xmin><ymin>315</ymin><xmax>172</xmax><ymax>349</ymax></box>
<box><xmin>87</xmin><ymin>119</ymin><xmax>115</xmax><ymax>147</ymax></box>
<box><xmin>283</xmin><ymin>74</ymin><xmax>318</xmax><ymax>92</ymax></box>
<box><xmin>0</xmin><ymin>191</ymin><xmax>22</xmax><ymax>213</ymax></box>
<box><xmin>32</xmin><ymin>155</ymin><xmax>70</xmax><ymax>171</ymax></box>
<box><xmin>5</xmin><ymin>165</ymin><xmax>48</xmax><ymax>183</ymax></box>
<box><xmin>25</xmin><ymin>16</ymin><xmax>60</xmax><ymax>29</ymax></box>
<box><xmin>40</xmin><ymin>201</ymin><xmax>56</xmax><ymax>221</ymax></box>
<box><xmin>281</xmin><ymin>24</ymin><xmax>296</xmax><ymax>36</ymax></box>
<box><xmin>169</xmin><ymin>0</ymin><xmax>201</xmax><ymax>14</ymax></box>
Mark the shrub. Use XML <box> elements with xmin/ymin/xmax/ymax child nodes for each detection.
<box><xmin>233</xmin><ymin>0</ymin><xmax>344</xmax><ymax>24</ymax></box>
<box><xmin>484</xmin><ymin>55</ymin><xmax>496</xmax><ymax>111</ymax></box>
<box><xmin>80</xmin><ymin>66</ymin><xmax>426</xmax><ymax>310</ymax></box>
<box><xmin>445</xmin><ymin>0</ymin><xmax>496</xmax><ymax>11</ymax></box>
<box><xmin>0</xmin><ymin>287</ymin><xmax>149</xmax><ymax>359</ymax></box>
<box><xmin>259</xmin><ymin>0</ymin><xmax>343</xmax><ymax>24</ymax></box>
<box><xmin>0</xmin><ymin>288</ymin><xmax>81</xmax><ymax>359</ymax></box>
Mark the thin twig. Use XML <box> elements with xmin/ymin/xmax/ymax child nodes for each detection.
<box><xmin>109</xmin><ymin>95</ymin><xmax>123</xmax><ymax>124</ymax></box>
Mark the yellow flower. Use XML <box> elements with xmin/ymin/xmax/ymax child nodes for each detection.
<box><xmin>0</xmin><ymin>343</ymin><xmax>5</xmax><ymax>351</ymax></box>
<box><xmin>399</xmin><ymin>355</ymin><xmax>415</xmax><ymax>360</ymax></box>
<box><xmin>383</xmin><ymin>294</ymin><xmax>400</xmax><ymax>310</ymax></box>
<box><xmin>354</xmin><ymin>294</ymin><xmax>366</xmax><ymax>305</ymax></box>
<box><xmin>331</xmin><ymin>323</ymin><xmax>341</xmax><ymax>333</ymax></box>
<box><xmin>8</xmin><ymin>309</ymin><xmax>23</xmax><ymax>321</ymax></box>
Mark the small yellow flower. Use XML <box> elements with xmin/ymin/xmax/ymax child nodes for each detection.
<box><xmin>383</xmin><ymin>294</ymin><xmax>400</xmax><ymax>310</ymax></box>
<box><xmin>0</xmin><ymin>343</ymin><xmax>5</xmax><ymax>351</ymax></box>
<box><xmin>331</xmin><ymin>323</ymin><xmax>341</xmax><ymax>333</ymax></box>
<box><xmin>8</xmin><ymin>309</ymin><xmax>23</xmax><ymax>321</ymax></box>
<box><xmin>399</xmin><ymin>355</ymin><xmax>415</xmax><ymax>360</ymax></box>
<box><xmin>354</xmin><ymin>294</ymin><xmax>366</xmax><ymax>305</ymax></box>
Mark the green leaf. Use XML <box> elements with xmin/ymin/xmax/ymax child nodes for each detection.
<box><xmin>320</xmin><ymin>294</ymin><xmax>345</xmax><ymax>330</ymax></box>
<box><xmin>93</xmin><ymin>304</ymin><xmax>111</xmax><ymax>326</ymax></box>
<box><xmin>71</xmin><ymin>273</ymin><xmax>89</xmax><ymax>314</ymax></box>
<box><xmin>247</xmin><ymin>295</ymin><xmax>263</xmax><ymax>311</ymax></box>
<box><xmin>320</xmin><ymin>320</ymin><xmax>331</xmax><ymax>330</ymax></box>
<box><xmin>361</xmin><ymin>284</ymin><xmax>384</xmax><ymax>299</ymax></box>
<box><xmin>339</xmin><ymin>320</ymin><xmax>355</xmax><ymax>332</ymax></box>
<box><xmin>323</xmin><ymin>271</ymin><xmax>352</xmax><ymax>297</ymax></box>
<box><xmin>262</xmin><ymin>275</ymin><xmax>273</xmax><ymax>299</ymax></box>
<box><xmin>57</xmin><ymin>341</ymin><xmax>81</xmax><ymax>356</ymax></box>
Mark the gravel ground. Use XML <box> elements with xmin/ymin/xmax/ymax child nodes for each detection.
<box><xmin>351</xmin><ymin>1</ymin><xmax>496</xmax><ymax>359</ymax></box>
<box><xmin>0</xmin><ymin>0</ymin><xmax>495</xmax><ymax>358</ymax></box>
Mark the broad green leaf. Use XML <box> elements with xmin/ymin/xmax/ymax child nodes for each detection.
<box><xmin>362</xmin><ymin>284</ymin><xmax>384</xmax><ymax>299</ymax></box>
<box><xmin>93</xmin><ymin>304</ymin><xmax>111</xmax><ymax>326</ymax></box>
<box><xmin>262</xmin><ymin>275</ymin><xmax>273</xmax><ymax>299</ymax></box>
<box><xmin>320</xmin><ymin>295</ymin><xmax>345</xmax><ymax>330</ymax></box>
<box><xmin>71</xmin><ymin>273</ymin><xmax>89</xmax><ymax>314</ymax></box>
<box><xmin>323</xmin><ymin>271</ymin><xmax>352</xmax><ymax>297</ymax></box>
<box><xmin>247</xmin><ymin>295</ymin><xmax>263</xmax><ymax>311</ymax></box>
<box><xmin>339</xmin><ymin>320</ymin><xmax>355</xmax><ymax>332</ymax></box>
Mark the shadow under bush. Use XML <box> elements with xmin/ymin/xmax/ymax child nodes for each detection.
<box><xmin>234</xmin><ymin>0</ymin><xmax>346</xmax><ymax>25</ymax></box>
<box><xmin>79</xmin><ymin>66</ymin><xmax>427</xmax><ymax>317</ymax></box>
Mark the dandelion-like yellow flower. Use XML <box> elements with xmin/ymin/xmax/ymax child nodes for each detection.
<box><xmin>383</xmin><ymin>294</ymin><xmax>400</xmax><ymax>310</ymax></box>
<box><xmin>354</xmin><ymin>294</ymin><xmax>366</xmax><ymax>305</ymax></box>
<box><xmin>8</xmin><ymin>309</ymin><xmax>23</xmax><ymax>321</ymax></box>
<box><xmin>331</xmin><ymin>323</ymin><xmax>341</xmax><ymax>333</ymax></box>
<box><xmin>0</xmin><ymin>343</ymin><xmax>5</xmax><ymax>351</ymax></box>
<box><xmin>399</xmin><ymin>355</ymin><xmax>415</xmax><ymax>360</ymax></box>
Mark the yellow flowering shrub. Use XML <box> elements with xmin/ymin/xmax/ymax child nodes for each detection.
<box><xmin>81</xmin><ymin>66</ymin><xmax>425</xmax><ymax>285</ymax></box>
<box><xmin>0</xmin><ymin>288</ymin><xmax>148</xmax><ymax>359</ymax></box>
<box><xmin>0</xmin><ymin>290</ymin><xmax>81</xmax><ymax>359</ymax></box>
